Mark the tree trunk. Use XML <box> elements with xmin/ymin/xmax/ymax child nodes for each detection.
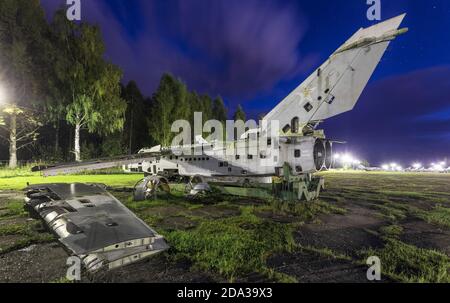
<box><xmin>9</xmin><ymin>113</ymin><xmax>17</xmax><ymax>169</ymax></box>
<box><xmin>129</xmin><ymin>108</ymin><xmax>134</xmax><ymax>155</ymax></box>
<box><xmin>55</xmin><ymin>119</ymin><xmax>60</xmax><ymax>153</ymax></box>
<box><xmin>74</xmin><ymin>123</ymin><xmax>81</xmax><ymax>162</ymax></box>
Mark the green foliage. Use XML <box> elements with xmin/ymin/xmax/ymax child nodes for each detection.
<box><xmin>148</xmin><ymin>74</ymin><xmax>228</xmax><ymax>146</ymax></box>
<box><xmin>80</xmin><ymin>142</ymin><xmax>100</xmax><ymax>160</ymax></box>
<box><xmin>233</xmin><ymin>104</ymin><xmax>246</xmax><ymax>122</ymax></box>
<box><xmin>414</xmin><ymin>205</ymin><xmax>450</xmax><ymax>228</ymax></box>
<box><xmin>149</xmin><ymin>74</ymin><xmax>189</xmax><ymax>146</ymax></box>
<box><xmin>212</xmin><ymin>97</ymin><xmax>228</xmax><ymax>123</ymax></box>
<box><xmin>0</xmin><ymin>1</ymin><xmax>49</xmax><ymax>166</ymax></box>
<box><xmin>166</xmin><ymin>212</ymin><xmax>295</xmax><ymax>281</ymax></box>
<box><xmin>0</xmin><ymin>174</ymin><xmax>143</xmax><ymax>191</ymax></box>
<box><xmin>364</xmin><ymin>238</ymin><xmax>450</xmax><ymax>283</ymax></box>
<box><xmin>101</xmin><ymin>134</ymin><xmax>126</xmax><ymax>157</ymax></box>
<box><xmin>379</xmin><ymin>225</ymin><xmax>403</xmax><ymax>238</ymax></box>
<box><xmin>268</xmin><ymin>199</ymin><xmax>347</xmax><ymax>221</ymax></box>
<box><xmin>4</xmin><ymin>200</ymin><xmax>27</xmax><ymax>217</ymax></box>
<box><xmin>63</xmin><ymin>24</ymin><xmax>126</xmax><ymax>134</ymax></box>
<box><xmin>122</xmin><ymin>81</ymin><xmax>152</xmax><ymax>153</ymax></box>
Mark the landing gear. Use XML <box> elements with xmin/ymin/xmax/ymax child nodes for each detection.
<box><xmin>133</xmin><ymin>176</ymin><xmax>171</xmax><ymax>201</ymax></box>
<box><xmin>184</xmin><ymin>175</ymin><xmax>211</xmax><ymax>197</ymax></box>
<box><xmin>272</xmin><ymin>163</ymin><xmax>325</xmax><ymax>202</ymax></box>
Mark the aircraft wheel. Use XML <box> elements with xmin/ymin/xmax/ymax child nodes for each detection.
<box><xmin>134</xmin><ymin>176</ymin><xmax>171</xmax><ymax>201</ymax></box>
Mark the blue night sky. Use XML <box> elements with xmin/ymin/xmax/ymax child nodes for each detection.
<box><xmin>41</xmin><ymin>0</ymin><xmax>450</xmax><ymax>166</ymax></box>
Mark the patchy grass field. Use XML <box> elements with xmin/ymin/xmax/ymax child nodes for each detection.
<box><xmin>0</xmin><ymin>171</ymin><xmax>449</xmax><ymax>283</ymax></box>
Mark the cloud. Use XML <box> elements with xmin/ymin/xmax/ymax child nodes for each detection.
<box><xmin>40</xmin><ymin>0</ymin><xmax>312</xmax><ymax>100</ymax></box>
<box><xmin>324</xmin><ymin>65</ymin><xmax>450</xmax><ymax>164</ymax></box>
<box><xmin>418</xmin><ymin>106</ymin><xmax>450</xmax><ymax>122</ymax></box>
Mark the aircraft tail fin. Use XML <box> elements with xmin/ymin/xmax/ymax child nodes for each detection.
<box><xmin>263</xmin><ymin>14</ymin><xmax>407</xmax><ymax>134</ymax></box>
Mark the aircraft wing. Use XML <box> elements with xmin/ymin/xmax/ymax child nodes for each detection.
<box><xmin>263</xmin><ymin>14</ymin><xmax>407</xmax><ymax>134</ymax></box>
<box><xmin>25</xmin><ymin>183</ymin><xmax>169</xmax><ymax>272</ymax></box>
<box><xmin>36</xmin><ymin>152</ymin><xmax>167</xmax><ymax>177</ymax></box>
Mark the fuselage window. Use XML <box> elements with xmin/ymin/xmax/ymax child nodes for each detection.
<box><xmin>304</xmin><ymin>102</ymin><xmax>313</xmax><ymax>112</ymax></box>
<box><xmin>224</xmin><ymin>162</ymin><xmax>229</xmax><ymax>167</ymax></box>
<box><xmin>295</xmin><ymin>149</ymin><xmax>301</xmax><ymax>158</ymax></box>
<box><xmin>291</xmin><ymin>117</ymin><xmax>299</xmax><ymax>133</ymax></box>
<box><xmin>236</xmin><ymin>155</ymin><xmax>240</xmax><ymax>160</ymax></box>
<box><xmin>219</xmin><ymin>162</ymin><xmax>224</xmax><ymax>167</ymax></box>
<box><xmin>247</xmin><ymin>155</ymin><xmax>253</xmax><ymax>160</ymax></box>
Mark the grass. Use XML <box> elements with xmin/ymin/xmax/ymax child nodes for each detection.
<box><xmin>1</xmin><ymin>169</ymin><xmax>450</xmax><ymax>283</ymax></box>
<box><xmin>0</xmin><ymin>221</ymin><xmax>55</xmax><ymax>254</ymax></box>
<box><xmin>414</xmin><ymin>205</ymin><xmax>450</xmax><ymax>228</ymax></box>
<box><xmin>363</xmin><ymin>238</ymin><xmax>450</xmax><ymax>283</ymax></box>
<box><xmin>0</xmin><ymin>199</ymin><xmax>28</xmax><ymax>218</ymax></box>
<box><xmin>266</xmin><ymin>199</ymin><xmax>347</xmax><ymax>222</ymax></box>
<box><xmin>379</xmin><ymin>225</ymin><xmax>404</xmax><ymax>238</ymax></box>
<box><xmin>299</xmin><ymin>245</ymin><xmax>352</xmax><ymax>261</ymax></box>
<box><xmin>165</xmin><ymin>206</ymin><xmax>297</xmax><ymax>282</ymax></box>
<box><xmin>0</xmin><ymin>174</ymin><xmax>143</xmax><ymax>191</ymax></box>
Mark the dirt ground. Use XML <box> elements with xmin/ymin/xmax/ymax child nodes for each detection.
<box><xmin>0</xmin><ymin>172</ymin><xmax>449</xmax><ymax>283</ymax></box>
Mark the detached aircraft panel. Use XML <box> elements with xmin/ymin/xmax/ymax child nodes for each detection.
<box><xmin>25</xmin><ymin>183</ymin><xmax>169</xmax><ymax>272</ymax></box>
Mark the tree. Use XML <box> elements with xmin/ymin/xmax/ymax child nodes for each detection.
<box><xmin>212</xmin><ymin>97</ymin><xmax>227</xmax><ymax>123</ymax></box>
<box><xmin>44</xmin><ymin>9</ymin><xmax>75</xmax><ymax>155</ymax></box>
<box><xmin>122</xmin><ymin>81</ymin><xmax>151</xmax><ymax>153</ymax></box>
<box><xmin>55</xmin><ymin>22</ymin><xmax>126</xmax><ymax>162</ymax></box>
<box><xmin>0</xmin><ymin>0</ymin><xmax>50</xmax><ymax>168</ymax></box>
<box><xmin>233</xmin><ymin>104</ymin><xmax>246</xmax><ymax>122</ymax></box>
<box><xmin>148</xmin><ymin>74</ymin><xmax>189</xmax><ymax>146</ymax></box>
<box><xmin>0</xmin><ymin>106</ymin><xmax>42</xmax><ymax>168</ymax></box>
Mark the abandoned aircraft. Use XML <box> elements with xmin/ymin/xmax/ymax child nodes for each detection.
<box><xmin>27</xmin><ymin>15</ymin><xmax>407</xmax><ymax>272</ymax></box>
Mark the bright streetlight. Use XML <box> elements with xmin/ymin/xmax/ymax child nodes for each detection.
<box><xmin>0</xmin><ymin>85</ymin><xmax>8</xmax><ymax>105</ymax></box>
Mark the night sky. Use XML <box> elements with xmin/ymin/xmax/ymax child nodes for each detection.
<box><xmin>41</xmin><ymin>0</ymin><xmax>450</xmax><ymax>166</ymax></box>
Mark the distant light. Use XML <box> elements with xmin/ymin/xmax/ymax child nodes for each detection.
<box><xmin>334</xmin><ymin>153</ymin><xmax>341</xmax><ymax>160</ymax></box>
<box><xmin>433</xmin><ymin>164</ymin><xmax>444</xmax><ymax>172</ymax></box>
<box><xmin>341</xmin><ymin>154</ymin><xmax>353</xmax><ymax>164</ymax></box>
<box><xmin>0</xmin><ymin>85</ymin><xmax>8</xmax><ymax>104</ymax></box>
<box><xmin>382</xmin><ymin>164</ymin><xmax>389</xmax><ymax>170</ymax></box>
<box><xmin>390</xmin><ymin>163</ymin><xmax>398</xmax><ymax>168</ymax></box>
<box><xmin>412</xmin><ymin>163</ymin><xmax>422</xmax><ymax>170</ymax></box>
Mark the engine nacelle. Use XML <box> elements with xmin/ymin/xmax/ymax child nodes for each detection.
<box><xmin>283</xmin><ymin>137</ymin><xmax>332</xmax><ymax>175</ymax></box>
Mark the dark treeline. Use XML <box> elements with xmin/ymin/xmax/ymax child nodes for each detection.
<box><xmin>0</xmin><ymin>1</ymin><xmax>245</xmax><ymax>167</ymax></box>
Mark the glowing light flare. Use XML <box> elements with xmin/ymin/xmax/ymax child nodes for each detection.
<box><xmin>341</xmin><ymin>154</ymin><xmax>354</xmax><ymax>164</ymax></box>
<box><xmin>0</xmin><ymin>85</ymin><xmax>7</xmax><ymax>104</ymax></box>
<box><xmin>412</xmin><ymin>163</ymin><xmax>422</xmax><ymax>170</ymax></box>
